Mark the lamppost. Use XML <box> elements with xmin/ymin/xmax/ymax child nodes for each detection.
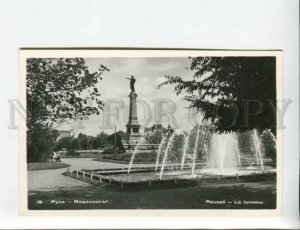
<box><xmin>114</xmin><ymin>125</ymin><xmax>117</xmax><ymax>155</ymax></box>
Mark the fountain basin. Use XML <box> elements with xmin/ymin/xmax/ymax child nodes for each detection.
<box><xmin>62</xmin><ymin>166</ymin><xmax>276</xmax><ymax>190</ymax></box>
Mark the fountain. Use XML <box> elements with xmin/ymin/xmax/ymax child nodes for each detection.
<box><xmin>191</xmin><ymin>125</ymin><xmax>201</xmax><ymax>175</ymax></box>
<box><xmin>159</xmin><ymin>132</ymin><xmax>177</xmax><ymax>180</ymax></box>
<box><xmin>64</xmin><ymin>127</ymin><xmax>276</xmax><ymax>189</ymax></box>
<box><xmin>127</xmin><ymin>135</ymin><xmax>145</xmax><ymax>174</ymax></box>
<box><xmin>233</xmin><ymin>132</ymin><xmax>241</xmax><ymax>168</ymax></box>
<box><xmin>155</xmin><ymin>136</ymin><xmax>167</xmax><ymax>172</ymax></box>
<box><xmin>252</xmin><ymin>129</ymin><xmax>264</xmax><ymax>172</ymax></box>
<box><xmin>203</xmin><ymin>144</ymin><xmax>208</xmax><ymax>167</ymax></box>
<box><xmin>208</xmin><ymin>132</ymin><xmax>242</xmax><ymax>175</ymax></box>
<box><xmin>181</xmin><ymin>129</ymin><xmax>192</xmax><ymax>170</ymax></box>
<box><xmin>269</xmin><ymin>132</ymin><xmax>277</xmax><ymax>146</ymax></box>
<box><xmin>262</xmin><ymin>129</ymin><xmax>277</xmax><ymax>146</ymax></box>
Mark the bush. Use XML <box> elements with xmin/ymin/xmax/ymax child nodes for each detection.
<box><xmin>102</xmin><ymin>151</ymin><xmax>157</xmax><ymax>163</ymax></box>
<box><xmin>66</xmin><ymin>149</ymin><xmax>80</xmax><ymax>157</ymax></box>
<box><xmin>134</xmin><ymin>151</ymin><xmax>157</xmax><ymax>162</ymax></box>
<box><xmin>102</xmin><ymin>148</ymin><xmax>126</xmax><ymax>155</ymax></box>
<box><xmin>27</xmin><ymin>123</ymin><xmax>58</xmax><ymax>162</ymax></box>
<box><xmin>103</xmin><ymin>153</ymin><xmax>132</xmax><ymax>162</ymax></box>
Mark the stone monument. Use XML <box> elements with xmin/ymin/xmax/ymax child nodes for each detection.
<box><xmin>126</xmin><ymin>76</ymin><xmax>142</xmax><ymax>145</ymax></box>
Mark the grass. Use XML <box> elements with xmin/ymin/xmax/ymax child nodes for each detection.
<box><xmin>93</xmin><ymin>151</ymin><xmax>158</xmax><ymax>164</ymax></box>
<box><xmin>28</xmin><ymin>162</ymin><xmax>70</xmax><ymax>171</ymax></box>
<box><xmin>93</xmin><ymin>155</ymin><xmax>154</xmax><ymax>164</ymax></box>
<box><xmin>93</xmin><ymin>157</ymin><xmax>129</xmax><ymax>164</ymax></box>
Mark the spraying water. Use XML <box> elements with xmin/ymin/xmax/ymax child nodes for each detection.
<box><xmin>269</xmin><ymin>132</ymin><xmax>277</xmax><ymax>145</ymax></box>
<box><xmin>127</xmin><ymin>136</ymin><xmax>145</xmax><ymax>174</ymax></box>
<box><xmin>252</xmin><ymin>129</ymin><xmax>264</xmax><ymax>171</ymax></box>
<box><xmin>155</xmin><ymin>136</ymin><xmax>166</xmax><ymax>172</ymax></box>
<box><xmin>203</xmin><ymin>144</ymin><xmax>208</xmax><ymax>167</ymax></box>
<box><xmin>181</xmin><ymin>129</ymin><xmax>192</xmax><ymax>170</ymax></box>
<box><xmin>159</xmin><ymin>132</ymin><xmax>176</xmax><ymax>180</ymax></box>
<box><xmin>209</xmin><ymin>132</ymin><xmax>242</xmax><ymax>174</ymax></box>
<box><xmin>233</xmin><ymin>133</ymin><xmax>241</xmax><ymax>168</ymax></box>
<box><xmin>219</xmin><ymin>135</ymin><xmax>226</xmax><ymax>175</ymax></box>
<box><xmin>262</xmin><ymin>129</ymin><xmax>277</xmax><ymax>146</ymax></box>
<box><xmin>191</xmin><ymin>125</ymin><xmax>201</xmax><ymax>175</ymax></box>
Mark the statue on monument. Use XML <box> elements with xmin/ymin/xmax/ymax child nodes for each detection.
<box><xmin>125</xmin><ymin>74</ymin><xmax>142</xmax><ymax>146</ymax></box>
<box><xmin>126</xmin><ymin>75</ymin><xmax>136</xmax><ymax>92</ymax></box>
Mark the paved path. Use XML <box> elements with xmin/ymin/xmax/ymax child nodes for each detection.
<box><xmin>28</xmin><ymin>158</ymin><xmax>153</xmax><ymax>192</ymax></box>
<box><xmin>63</xmin><ymin>158</ymin><xmax>128</xmax><ymax>170</ymax></box>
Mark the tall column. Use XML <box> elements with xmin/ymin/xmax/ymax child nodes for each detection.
<box><xmin>126</xmin><ymin>91</ymin><xmax>142</xmax><ymax>144</ymax></box>
<box><xmin>127</xmin><ymin>91</ymin><xmax>140</xmax><ymax>133</ymax></box>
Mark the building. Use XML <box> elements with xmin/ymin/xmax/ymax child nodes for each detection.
<box><xmin>55</xmin><ymin>123</ymin><xmax>79</xmax><ymax>140</ymax></box>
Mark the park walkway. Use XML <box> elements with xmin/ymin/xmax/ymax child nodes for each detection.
<box><xmin>28</xmin><ymin>158</ymin><xmax>151</xmax><ymax>192</ymax></box>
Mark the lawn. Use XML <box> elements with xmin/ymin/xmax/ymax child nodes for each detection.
<box><xmin>93</xmin><ymin>151</ymin><xmax>157</xmax><ymax>164</ymax></box>
<box><xmin>28</xmin><ymin>162</ymin><xmax>70</xmax><ymax>171</ymax></box>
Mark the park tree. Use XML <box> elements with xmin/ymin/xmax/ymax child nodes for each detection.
<box><xmin>90</xmin><ymin>136</ymin><xmax>99</xmax><ymax>149</ymax></box>
<box><xmin>27</xmin><ymin>58</ymin><xmax>109</xmax><ymax>162</ymax></box>
<box><xmin>158</xmin><ymin>56</ymin><xmax>276</xmax><ymax>134</ymax></box>
<box><xmin>27</xmin><ymin>58</ymin><xmax>109</xmax><ymax>125</ymax></box>
<box><xmin>108</xmin><ymin>132</ymin><xmax>125</xmax><ymax>151</ymax></box>
<box><xmin>54</xmin><ymin>136</ymin><xmax>73</xmax><ymax>151</ymax></box>
<box><xmin>77</xmin><ymin>133</ymin><xmax>93</xmax><ymax>150</ymax></box>
<box><xmin>144</xmin><ymin>130</ymin><xmax>163</xmax><ymax>144</ymax></box>
<box><xmin>66</xmin><ymin>138</ymin><xmax>81</xmax><ymax>157</ymax></box>
<box><xmin>116</xmin><ymin>130</ymin><xmax>129</xmax><ymax>142</ymax></box>
<box><xmin>93</xmin><ymin>131</ymin><xmax>110</xmax><ymax>149</ymax></box>
<box><xmin>27</xmin><ymin>123</ymin><xmax>58</xmax><ymax>162</ymax></box>
<box><xmin>169</xmin><ymin>133</ymin><xmax>185</xmax><ymax>162</ymax></box>
<box><xmin>144</xmin><ymin>124</ymin><xmax>171</xmax><ymax>144</ymax></box>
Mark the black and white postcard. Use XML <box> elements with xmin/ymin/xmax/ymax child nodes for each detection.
<box><xmin>19</xmin><ymin>49</ymin><xmax>283</xmax><ymax>216</ymax></box>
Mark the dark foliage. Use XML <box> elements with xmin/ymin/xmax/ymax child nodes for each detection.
<box><xmin>103</xmin><ymin>151</ymin><xmax>157</xmax><ymax>163</ymax></box>
<box><xmin>108</xmin><ymin>132</ymin><xmax>125</xmax><ymax>151</ymax></box>
<box><xmin>159</xmin><ymin>57</ymin><xmax>276</xmax><ymax>134</ymax></box>
<box><xmin>27</xmin><ymin>58</ymin><xmax>108</xmax><ymax>162</ymax></box>
<box><xmin>102</xmin><ymin>148</ymin><xmax>126</xmax><ymax>155</ymax></box>
<box><xmin>27</xmin><ymin>123</ymin><xmax>58</xmax><ymax>162</ymax></box>
<box><xmin>66</xmin><ymin>149</ymin><xmax>80</xmax><ymax>157</ymax></box>
<box><xmin>27</xmin><ymin>58</ymin><xmax>109</xmax><ymax>125</ymax></box>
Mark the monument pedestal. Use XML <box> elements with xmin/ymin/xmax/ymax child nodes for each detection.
<box><xmin>126</xmin><ymin>90</ymin><xmax>142</xmax><ymax>146</ymax></box>
<box><xmin>127</xmin><ymin>133</ymin><xmax>143</xmax><ymax>145</ymax></box>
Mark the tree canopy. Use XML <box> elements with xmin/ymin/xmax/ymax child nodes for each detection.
<box><xmin>27</xmin><ymin>58</ymin><xmax>109</xmax><ymax>126</ymax></box>
<box><xmin>26</xmin><ymin>58</ymin><xmax>109</xmax><ymax>162</ymax></box>
<box><xmin>159</xmin><ymin>56</ymin><xmax>276</xmax><ymax>133</ymax></box>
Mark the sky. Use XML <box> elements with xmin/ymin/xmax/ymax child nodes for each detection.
<box><xmin>57</xmin><ymin>57</ymin><xmax>203</xmax><ymax>136</ymax></box>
